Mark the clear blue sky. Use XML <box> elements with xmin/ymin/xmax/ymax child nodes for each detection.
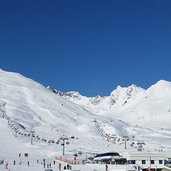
<box><xmin>0</xmin><ymin>0</ymin><xmax>171</xmax><ymax>96</ymax></box>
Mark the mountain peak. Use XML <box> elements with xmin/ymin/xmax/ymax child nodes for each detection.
<box><xmin>155</xmin><ymin>80</ymin><xmax>171</xmax><ymax>87</ymax></box>
<box><xmin>148</xmin><ymin>80</ymin><xmax>171</xmax><ymax>91</ymax></box>
<box><xmin>111</xmin><ymin>84</ymin><xmax>144</xmax><ymax>96</ymax></box>
<box><xmin>146</xmin><ymin>80</ymin><xmax>171</xmax><ymax>98</ymax></box>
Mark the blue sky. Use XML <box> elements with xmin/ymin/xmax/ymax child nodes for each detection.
<box><xmin>0</xmin><ymin>0</ymin><xmax>171</xmax><ymax>96</ymax></box>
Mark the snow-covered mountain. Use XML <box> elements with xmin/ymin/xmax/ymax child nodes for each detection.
<box><xmin>1</xmin><ymin>69</ymin><xmax>171</xmax><ymax>163</ymax></box>
<box><xmin>48</xmin><ymin>80</ymin><xmax>171</xmax><ymax>129</ymax></box>
<box><xmin>47</xmin><ymin>84</ymin><xmax>145</xmax><ymax>114</ymax></box>
<box><xmin>47</xmin><ymin>79</ymin><xmax>171</xmax><ymax>151</ymax></box>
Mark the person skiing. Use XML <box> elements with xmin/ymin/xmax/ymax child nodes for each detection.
<box><xmin>67</xmin><ymin>164</ymin><xmax>70</xmax><ymax>170</ymax></box>
<box><xmin>105</xmin><ymin>163</ymin><xmax>108</xmax><ymax>171</ymax></box>
<box><xmin>59</xmin><ymin>163</ymin><xmax>61</xmax><ymax>170</ymax></box>
<box><xmin>5</xmin><ymin>161</ymin><xmax>8</xmax><ymax>169</ymax></box>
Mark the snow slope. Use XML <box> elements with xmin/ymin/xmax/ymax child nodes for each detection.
<box><xmin>0</xmin><ymin>69</ymin><xmax>132</xmax><ymax>158</ymax></box>
<box><xmin>0</xmin><ymin>69</ymin><xmax>171</xmax><ymax>168</ymax></box>
<box><xmin>51</xmin><ymin>80</ymin><xmax>171</xmax><ymax>130</ymax></box>
<box><xmin>48</xmin><ymin>80</ymin><xmax>171</xmax><ymax>151</ymax></box>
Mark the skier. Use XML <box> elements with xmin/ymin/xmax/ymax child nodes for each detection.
<box><xmin>105</xmin><ymin>163</ymin><xmax>108</xmax><ymax>171</ymax></box>
<box><xmin>67</xmin><ymin>164</ymin><xmax>70</xmax><ymax>170</ymax></box>
<box><xmin>43</xmin><ymin>158</ymin><xmax>46</xmax><ymax>168</ymax></box>
<box><xmin>59</xmin><ymin>163</ymin><xmax>61</xmax><ymax>170</ymax></box>
<box><xmin>19</xmin><ymin>159</ymin><xmax>22</xmax><ymax>165</ymax></box>
<box><xmin>5</xmin><ymin>161</ymin><xmax>8</xmax><ymax>169</ymax></box>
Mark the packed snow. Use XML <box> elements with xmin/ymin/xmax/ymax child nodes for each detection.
<box><xmin>0</xmin><ymin>69</ymin><xmax>171</xmax><ymax>170</ymax></box>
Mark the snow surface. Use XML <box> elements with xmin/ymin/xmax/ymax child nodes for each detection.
<box><xmin>0</xmin><ymin>69</ymin><xmax>171</xmax><ymax>170</ymax></box>
<box><xmin>52</xmin><ymin>79</ymin><xmax>171</xmax><ymax>151</ymax></box>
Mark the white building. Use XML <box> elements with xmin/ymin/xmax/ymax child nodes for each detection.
<box><xmin>71</xmin><ymin>163</ymin><xmax>136</xmax><ymax>171</ymax></box>
<box><xmin>124</xmin><ymin>152</ymin><xmax>165</xmax><ymax>171</ymax></box>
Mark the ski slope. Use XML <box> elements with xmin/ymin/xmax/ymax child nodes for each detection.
<box><xmin>0</xmin><ymin>69</ymin><xmax>171</xmax><ymax>171</ymax></box>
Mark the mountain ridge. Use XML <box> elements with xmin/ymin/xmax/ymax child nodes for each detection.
<box><xmin>47</xmin><ymin>79</ymin><xmax>171</xmax><ymax>130</ymax></box>
<box><xmin>1</xmin><ymin>69</ymin><xmax>171</xmax><ymax>155</ymax></box>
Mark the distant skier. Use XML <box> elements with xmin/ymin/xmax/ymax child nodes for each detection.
<box><xmin>5</xmin><ymin>161</ymin><xmax>8</xmax><ymax>169</ymax></box>
<box><xmin>43</xmin><ymin>158</ymin><xmax>46</xmax><ymax>168</ymax></box>
<box><xmin>59</xmin><ymin>163</ymin><xmax>61</xmax><ymax>170</ymax></box>
<box><xmin>105</xmin><ymin>163</ymin><xmax>108</xmax><ymax>171</ymax></box>
<box><xmin>67</xmin><ymin>164</ymin><xmax>70</xmax><ymax>170</ymax></box>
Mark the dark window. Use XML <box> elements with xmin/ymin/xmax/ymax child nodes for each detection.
<box><xmin>159</xmin><ymin>160</ymin><xmax>163</xmax><ymax>164</ymax></box>
<box><xmin>151</xmin><ymin>160</ymin><xmax>155</xmax><ymax>164</ymax></box>
<box><xmin>142</xmin><ymin>160</ymin><xmax>146</xmax><ymax>164</ymax></box>
<box><xmin>129</xmin><ymin>160</ymin><xmax>136</xmax><ymax>164</ymax></box>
